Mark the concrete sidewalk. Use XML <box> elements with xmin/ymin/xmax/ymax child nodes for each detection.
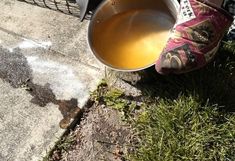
<box><xmin>0</xmin><ymin>0</ymin><xmax>104</xmax><ymax>160</ymax></box>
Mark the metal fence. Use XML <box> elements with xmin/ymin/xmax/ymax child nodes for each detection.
<box><xmin>18</xmin><ymin>0</ymin><xmax>80</xmax><ymax>17</ymax></box>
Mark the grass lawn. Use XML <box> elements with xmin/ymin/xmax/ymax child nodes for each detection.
<box><xmin>99</xmin><ymin>40</ymin><xmax>235</xmax><ymax>161</ymax></box>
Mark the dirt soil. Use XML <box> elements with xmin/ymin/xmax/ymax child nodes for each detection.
<box><xmin>51</xmin><ymin>103</ymin><xmax>132</xmax><ymax>161</ymax></box>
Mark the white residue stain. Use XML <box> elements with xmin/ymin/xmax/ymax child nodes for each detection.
<box><xmin>8</xmin><ymin>38</ymin><xmax>52</xmax><ymax>52</ymax></box>
<box><xmin>8</xmin><ymin>48</ymin><xmax>13</xmax><ymax>52</ymax></box>
<box><xmin>19</xmin><ymin>38</ymin><xmax>52</xmax><ymax>49</ymax></box>
<box><xmin>26</xmin><ymin>56</ymin><xmax>88</xmax><ymax>106</ymax></box>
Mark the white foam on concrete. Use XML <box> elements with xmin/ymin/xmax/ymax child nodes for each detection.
<box><xmin>26</xmin><ymin>56</ymin><xmax>89</xmax><ymax>106</ymax></box>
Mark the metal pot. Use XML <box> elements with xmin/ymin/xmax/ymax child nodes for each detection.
<box><xmin>88</xmin><ymin>0</ymin><xmax>179</xmax><ymax>71</ymax></box>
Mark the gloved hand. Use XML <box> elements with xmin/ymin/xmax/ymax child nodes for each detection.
<box><xmin>155</xmin><ymin>0</ymin><xmax>233</xmax><ymax>74</ymax></box>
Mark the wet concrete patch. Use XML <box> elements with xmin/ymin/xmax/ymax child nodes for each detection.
<box><xmin>0</xmin><ymin>47</ymin><xmax>32</xmax><ymax>88</ymax></box>
<box><xmin>26</xmin><ymin>81</ymin><xmax>81</xmax><ymax>128</ymax></box>
<box><xmin>0</xmin><ymin>46</ymin><xmax>81</xmax><ymax>129</ymax></box>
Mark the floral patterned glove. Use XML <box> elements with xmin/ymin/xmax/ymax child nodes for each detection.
<box><xmin>156</xmin><ymin>0</ymin><xmax>233</xmax><ymax>74</ymax></box>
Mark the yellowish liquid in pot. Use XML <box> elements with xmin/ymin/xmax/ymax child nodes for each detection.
<box><xmin>92</xmin><ymin>9</ymin><xmax>174</xmax><ymax>70</ymax></box>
